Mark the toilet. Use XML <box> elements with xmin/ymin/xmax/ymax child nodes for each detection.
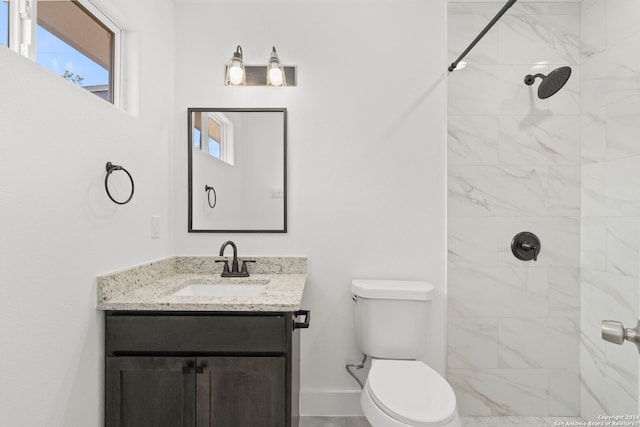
<box><xmin>352</xmin><ymin>279</ymin><xmax>461</xmax><ymax>427</ymax></box>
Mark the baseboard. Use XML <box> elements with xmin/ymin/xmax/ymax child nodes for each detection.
<box><xmin>300</xmin><ymin>390</ymin><xmax>364</xmax><ymax>416</ymax></box>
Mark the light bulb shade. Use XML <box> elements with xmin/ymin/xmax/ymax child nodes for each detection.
<box><xmin>267</xmin><ymin>63</ymin><xmax>285</xmax><ymax>86</ymax></box>
<box><xmin>226</xmin><ymin>45</ymin><xmax>245</xmax><ymax>86</ymax></box>
<box><xmin>267</xmin><ymin>47</ymin><xmax>286</xmax><ymax>87</ymax></box>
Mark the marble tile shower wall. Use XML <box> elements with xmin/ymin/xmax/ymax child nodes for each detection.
<box><xmin>579</xmin><ymin>0</ymin><xmax>640</xmax><ymax>420</ymax></box>
<box><xmin>447</xmin><ymin>2</ymin><xmax>580</xmax><ymax>416</ymax></box>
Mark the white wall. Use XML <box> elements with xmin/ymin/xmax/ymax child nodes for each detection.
<box><xmin>0</xmin><ymin>0</ymin><xmax>175</xmax><ymax>425</ymax></box>
<box><xmin>192</xmin><ymin>149</ymin><xmax>245</xmax><ymax>228</ymax></box>
<box><xmin>238</xmin><ymin>113</ymin><xmax>285</xmax><ymax>229</ymax></box>
<box><xmin>173</xmin><ymin>0</ymin><xmax>448</xmax><ymax>415</ymax></box>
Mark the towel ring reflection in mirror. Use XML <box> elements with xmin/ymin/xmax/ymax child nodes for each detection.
<box><xmin>205</xmin><ymin>185</ymin><xmax>217</xmax><ymax>209</ymax></box>
<box><xmin>105</xmin><ymin>162</ymin><xmax>135</xmax><ymax>205</ymax></box>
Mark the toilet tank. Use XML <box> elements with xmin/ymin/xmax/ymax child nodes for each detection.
<box><xmin>352</xmin><ymin>279</ymin><xmax>434</xmax><ymax>359</ymax></box>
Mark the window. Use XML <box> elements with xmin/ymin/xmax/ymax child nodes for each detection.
<box><xmin>0</xmin><ymin>1</ymin><xmax>8</xmax><ymax>47</ymax></box>
<box><xmin>193</xmin><ymin>127</ymin><xmax>201</xmax><ymax>150</ymax></box>
<box><xmin>192</xmin><ymin>112</ymin><xmax>234</xmax><ymax>165</ymax></box>
<box><xmin>6</xmin><ymin>0</ymin><xmax>121</xmax><ymax>104</ymax></box>
<box><xmin>37</xmin><ymin>1</ymin><xmax>115</xmax><ymax>101</ymax></box>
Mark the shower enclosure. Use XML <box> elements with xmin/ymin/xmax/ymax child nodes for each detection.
<box><xmin>447</xmin><ymin>0</ymin><xmax>640</xmax><ymax>421</ymax></box>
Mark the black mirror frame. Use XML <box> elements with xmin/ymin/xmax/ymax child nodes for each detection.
<box><xmin>187</xmin><ymin>107</ymin><xmax>287</xmax><ymax>233</ymax></box>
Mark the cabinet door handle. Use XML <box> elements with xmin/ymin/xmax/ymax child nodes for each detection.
<box><xmin>182</xmin><ymin>365</ymin><xmax>192</xmax><ymax>374</ymax></box>
<box><xmin>195</xmin><ymin>365</ymin><xmax>204</xmax><ymax>374</ymax></box>
<box><xmin>293</xmin><ymin>310</ymin><xmax>311</xmax><ymax>329</ymax></box>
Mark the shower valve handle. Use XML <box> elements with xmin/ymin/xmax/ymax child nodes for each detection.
<box><xmin>511</xmin><ymin>232</ymin><xmax>541</xmax><ymax>262</ymax></box>
<box><xmin>602</xmin><ymin>320</ymin><xmax>640</xmax><ymax>353</ymax></box>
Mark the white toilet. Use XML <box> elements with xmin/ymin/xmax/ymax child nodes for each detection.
<box><xmin>352</xmin><ymin>279</ymin><xmax>461</xmax><ymax>427</ymax></box>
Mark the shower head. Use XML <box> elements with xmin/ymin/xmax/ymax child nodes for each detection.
<box><xmin>524</xmin><ymin>66</ymin><xmax>572</xmax><ymax>99</ymax></box>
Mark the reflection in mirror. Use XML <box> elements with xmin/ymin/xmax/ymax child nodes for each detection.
<box><xmin>188</xmin><ymin>108</ymin><xmax>287</xmax><ymax>233</ymax></box>
<box><xmin>0</xmin><ymin>1</ymin><xmax>7</xmax><ymax>48</ymax></box>
<box><xmin>192</xmin><ymin>111</ymin><xmax>234</xmax><ymax>164</ymax></box>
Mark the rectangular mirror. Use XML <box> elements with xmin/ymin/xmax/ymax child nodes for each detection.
<box><xmin>188</xmin><ymin>108</ymin><xmax>287</xmax><ymax>233</ymax></box>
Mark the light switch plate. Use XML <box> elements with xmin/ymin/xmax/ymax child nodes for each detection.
<box><xmin>151</xmin><ymin>215</ymin><xmax>160</xmax><ymax>239</ymax></box>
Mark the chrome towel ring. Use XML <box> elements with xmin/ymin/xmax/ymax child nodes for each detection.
<box><xmin>105</xmin><ymin>162</ymin><xmax>134</xmax><ymax>205</ymax></box>
<box><xmin>205</xmin><ymin>185</ymin><xmax>217</xmax><ymax>209</ymax></box>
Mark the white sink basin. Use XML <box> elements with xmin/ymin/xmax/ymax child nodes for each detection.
<box><xmin>172</xmin><ymin>283</ymin><xmax>267</xmax><ymax>297</ymax></box>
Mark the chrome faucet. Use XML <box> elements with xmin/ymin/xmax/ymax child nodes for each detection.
<box><xmin>216</xmin><ymin>241</ymin><xmax>255</xmax><ymax>277</ymax></box>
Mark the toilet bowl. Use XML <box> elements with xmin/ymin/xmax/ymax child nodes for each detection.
<box><xmin>351</xmin><ymin>280</ymin><xmax>461</xmax><ymax>427</ymax></box>
<box><xmin>361</xmin><ymin>359</ymin><xmax>461</xmax><ymax>427</ymax></box>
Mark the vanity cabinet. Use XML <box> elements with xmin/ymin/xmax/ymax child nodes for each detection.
<box><xmin>106</xmin><ymin>356</ymin><xmax>195</xmax><ymax>427</ymax></box>
<box><xmin>105</xmin><ymin>311</ymin><xmax>303</xmax><ymax>427</ymax></box>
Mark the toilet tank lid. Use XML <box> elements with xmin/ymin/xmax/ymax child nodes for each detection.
<box><xmin>351</xmin><ymin>280</ymin><xmax>435</xmax><ymax>301</ymax></box>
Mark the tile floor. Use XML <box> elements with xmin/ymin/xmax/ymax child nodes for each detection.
<box><xmin>299</xmin><ymin>417</ymin><xmax>371</xmax><ymax>427</ymax></box>
<box><xmin>462</xmin><ymin>417</ymin><xmax>586</xmax><ymax>426</ymax></box>
<box><xmin>299</xmin><ymin>416</ymin><xmax>587</xmax><ymax>427</ymax></box>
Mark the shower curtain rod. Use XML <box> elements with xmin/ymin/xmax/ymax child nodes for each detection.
<box><xmin>448</xmin><ymin>0</ymin><xmax>518</xmax><ymax>72</ymax></box>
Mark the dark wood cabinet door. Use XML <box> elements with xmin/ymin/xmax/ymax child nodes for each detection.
<box><xmin>106</xmin><ymin>357</ymin><xmax>196</xmax><ymax>427</ymax></box>
<box><xmin>196</xmin><ymin>356</ymin><xmax>286</xmax><ymax>427</ymax></box>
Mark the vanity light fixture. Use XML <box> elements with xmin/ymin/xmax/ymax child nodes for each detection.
<box><xmin>225</xmin><ymin>45</ymin><xmax>296</xmax><ymax>87</ymax></box>
<box><xmin>225</xmin><ymin>45</ymin><xmax>246</xmax><ymax>86</ymax></box>
<box><xmin>267</xmin><ymin>47</ymin><xmax>286</xmax><ymax>87</ymax></box>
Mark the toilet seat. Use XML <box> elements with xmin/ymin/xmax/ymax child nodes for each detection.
<box><xmin>366</xmin><ymin>360</ymin><xmax>457</xmax><ymax>427</ymax></box>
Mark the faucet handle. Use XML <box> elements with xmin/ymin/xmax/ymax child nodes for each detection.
<box><xmin>215</xmin><ymin>259</ymin><xmax>230</xmax><ymax>273</ymax></box>
<box><xmin>602</xmin><ymin>320</ymin><xmax>625</xmax><ymax>345</ymax></box>
<box><xmin>241</xmin><ymin>260</ymin><xmax>256</xmax><ymax>274</ymax></box>
<box><xmin>521</xmin><ymin>241</ymin><xmax>540</xmax><ymax>261</ymax></box>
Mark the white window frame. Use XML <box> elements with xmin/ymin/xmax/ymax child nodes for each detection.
<box><xmin>8</xmin><ymin>0</ymin><xmax>35</xmax><ymax>58</ymax></box>
<box><xmin>7</xmin><ymin>0</ymin><xmax>122</xmax><ymax>106</ymax></box>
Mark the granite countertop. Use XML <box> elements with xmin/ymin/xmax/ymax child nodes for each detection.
<box><xmin>97</xmin><ymin>256</ymin><xmax>307</xmax><ymax>312</ymax></box>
